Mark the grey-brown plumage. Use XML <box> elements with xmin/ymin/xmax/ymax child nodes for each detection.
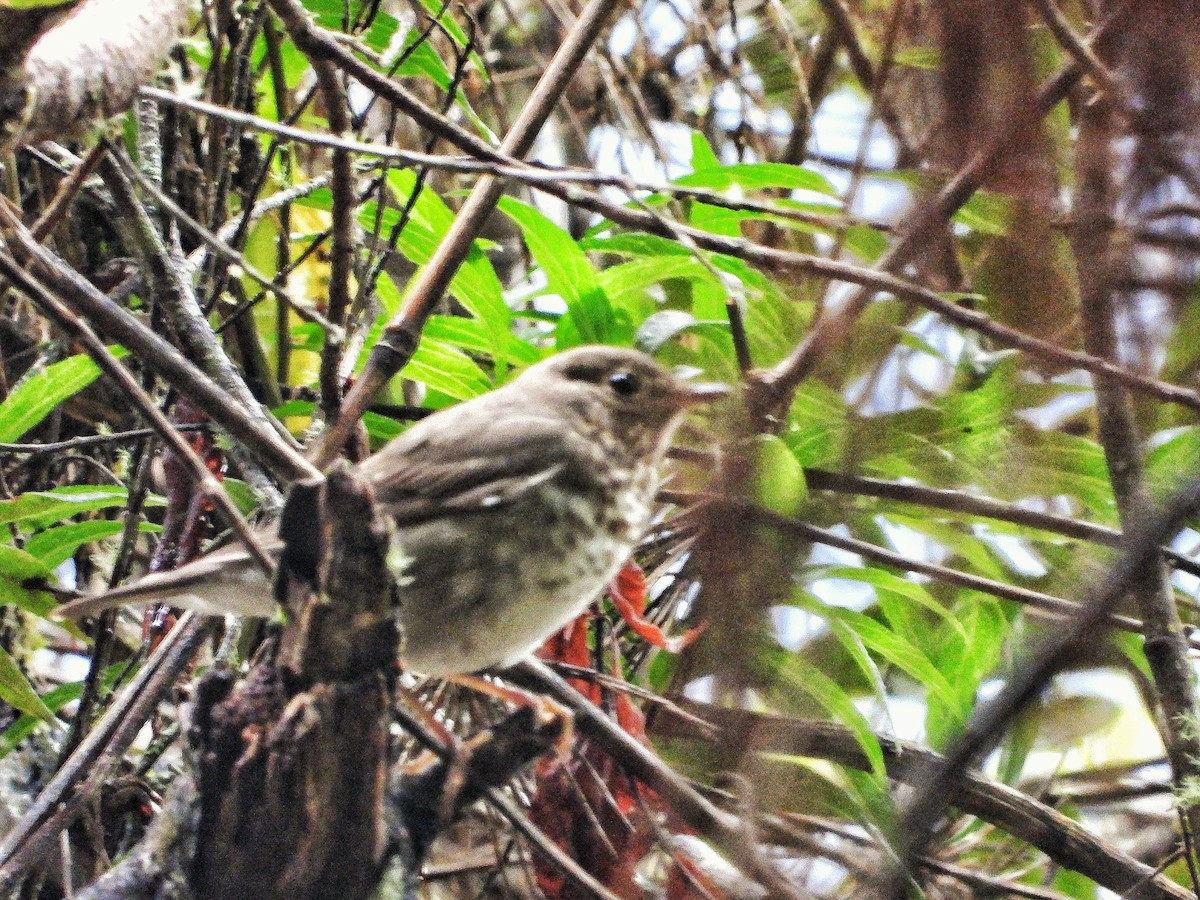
<box><xmin>56</xmin><ymin>346</ymin><xmax>726</xmax><ymax>675</ymax></box>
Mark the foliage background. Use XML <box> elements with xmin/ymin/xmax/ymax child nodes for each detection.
<box><xmin>1</xmin><ymin>0</ymin><xmax>1199</xmax><ymax>897</ymax></box>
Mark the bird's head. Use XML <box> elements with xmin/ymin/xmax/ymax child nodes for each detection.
<box><xmin>513</xmin><ymin>346</ymin><xmax>729</xmax><ymax>459</ymax></box>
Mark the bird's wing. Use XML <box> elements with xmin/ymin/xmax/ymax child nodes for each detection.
<box><xmin>56</xmin><ymin>406</ymin><xmax>591</xmax><ymax>619</ymax></box>
<box><xmin>358</xmin><ymin>410</ymin><xmax>594</xmax><ymax>525</ymax></box>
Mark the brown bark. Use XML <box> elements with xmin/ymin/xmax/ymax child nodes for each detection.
<box><xmin>191</xmin><ymin>466</ymin><xmax>399</xmax><ymax>900</ymax></box>
<box><xmin>0</xmin><ymin>0</ymin><xmax>195</xmax><ymax>149</ymax></box>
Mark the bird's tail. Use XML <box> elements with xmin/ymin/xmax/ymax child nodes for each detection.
<box><xmin>53</xmin><ymin>540</ymin><xmax>280</xmax><ymax>620</ymax></box>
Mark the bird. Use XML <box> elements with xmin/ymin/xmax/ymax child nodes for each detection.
<box><xmin>55</xmin><ymin>346</ymin><xmax>728</xmax><ymax>675</ymax></box>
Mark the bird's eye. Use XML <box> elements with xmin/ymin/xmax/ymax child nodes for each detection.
<box><xmin>608</xmin><ymin>371</ymin><xmax>640</xmax><ymax>396</ymax></box>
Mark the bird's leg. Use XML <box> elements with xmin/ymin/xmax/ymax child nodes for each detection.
<box><xmin>444</xmin><ymin>673</ymin><xmax>575</xmax><ymax>763</ymax></box>
<box><xmin>394</xmin><ymin>676</ymin><xmax>573</xmax><ymax>845</ymax></box>
<box><xmin>395</xmin><ymin>682</ymin><xmax>470</xmax><ymax>829</ymax></box>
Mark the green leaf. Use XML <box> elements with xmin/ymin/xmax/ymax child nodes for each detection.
<box><xmin>384</xmin><ymin>173</ymin><xmax>511</xmax><ymax>362</ymax></box>
<box><xmin>686</xmin><ymin>200</ymin><xmax>743</xmax><ymax>237</ymax></box>
<box><xmin>413</xmin><ymin>0</ymin><xmax>488</xmax><ymax>76</ymax></box>
<box><xmin>841</xmin><ymin>224</ymin><xmax>889</xmax><ymax>263</ymax></box>
<box><xmin>0</xmin><ymin>485</ymin><xmax>161</xmax><ymax>530</ymax></box>
<box><xmin>839</xmin><ymin>610</ymin><xmax>965</xmax><ymax>728</ymax></box>
<box><xmin>0</xmin><ymin>578</ymin><xmax>54</xmax><ymax>616</ymax></box>
<box><xmin>0</xmin><ymin>646</ymin><xmax>54</xmax><ymax>722</ymax></box>
<box><xmin>304</xmin><ymin>183</ymin><xmax>512</xmax><ymax>366</ymax></box>
<box><xmin>422</xmin><ymin>315</ymin><xmax>541</xmax><ymax>364</ymax></box>
<box><xmin>597</xmin><ymin>255</ymin><xmax>723</xmax><ymax>308</ymax></box>
<box><xmin>779</xmin><ymin>656</ymin><xmax>887</xmax><ymax>780</ymax></box>
<box><xmin>0</xmin><ymin>545</ymin><xmax>50</xmax><ymax>582</ymax></box>
<box><xmin>0</xmin><ymin>681</ymin><xmax>81</xmax><ymax>757</ymax></box>
<box><xmin>689</xmin><ymin>131</ymin><xmax>721</xmax><ymax>171</ymax></box>
<box><xmin>24</xmin><ymin>521</ymin><xmax>133</xmax><ymax>568</ymax></box>
<box><xmin>821</xmin><ymin>566</ymin><xmax>967</xmax><ymax>640</ymax></box>
<box><xmin>1146</xmin><ymin>427</ymin><xmax>1200</xmax><ymax>495</ymax></box>
<box><xmin>0</xmin><ymin>349</ymin><xmax>127</xmax><ymax>443</ymax></box>
<box><xmin>497</xmin><ymin>197</ymin><xmax>618</xmax><ymax>346</ymax></box>
<box><xmin>1008</xmin><ymin>428</ymin><xmax>1114</xmax><ymax>517</ymax></box>
<box><xmin>954</xmin><ymin>190</ymin><xmax>1014</xmax><ymax>235</ymax></box>
<box><xmin>754</xmin><ymin>434</ymin><xmax>807</xmax><ymax>516</ymax></box>
<box><xmin>784</xmin><ymin>382</ymin><xmax>847</xmax><ymax>468</ymax></box>
<box><xmin>894</xmin><ymin>46</ymin><xmax>942</xmax><ymax>69</ymax></box>
<box><xmin>392</xmin><ymin>336</ymin><xmax>493</xmax><ymax>400</ymax></box>
<box><xmin>0</xmin><ymin>0</ymin><xmax>75</xmax><ymax>8</ymax></box>
<box><xmin>221</xmin><ymin>479</ymin><xmax>262</xmax><ymax>517</ymax></box>
<box><xmin>675</xmin><ymin>162</ymin><xmax>836</xmax><ymax>196</ymax></box>
<box><xmin>792</xmin><ymin>588</ymin><xmax>965</xmax><ymax>734</ymax></box>
<box><xmin>362</xmin><ymin>412</ymin><xmax>405</xmax><ymax>444</ymax></box>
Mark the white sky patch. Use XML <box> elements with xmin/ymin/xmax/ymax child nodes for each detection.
<box><xmin>1171</xmin><ymin>528</ymin><xmax>1200</xmax><ymax>596</ymax></box>
<box><xmin>977</xmin><ymin>529</ymin><xmax>1047</xmax><ymax>578</ymax></box>
<box><xmin>810</xmin><ymin>89</ymin><xmax>898</xmax><ymax>170</ymax></box>
<box><xmin>608</xmin><ymin>14</ymin><xmax>637</xmax><ymax>56</ymax></box>
<box><xmin>645</xmin><ymin>0</ymin><xmax>687</xmax><ymax>52</ymax></box>
<box><xmin>876</xmin><ymin>515</ymin><xmax>949</xmax><ymax>568</ymax></box>
<box><xmin>770</xmin><ymin>604</ymin><xmax>828</xmax><ymax>650</ymax></box>
<box><xmin>529</xmin><ymin>120</ymin><xmax>569</xmax><ymax>228</ymax></box>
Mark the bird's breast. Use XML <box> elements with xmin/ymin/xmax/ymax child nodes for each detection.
<box><xmin>391</xmin><ymin>466</ymin><xmax>655</xmax><ymax>675</ymax></box>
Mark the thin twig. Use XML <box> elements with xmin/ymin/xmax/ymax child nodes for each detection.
<box><xmin>802</xmin><ymin>468</ymin><xmax>1200</xmax><ymax>578</ymax></box>
<box><xmin>302</xmin><ymin>0</ymin><xmax>628</xmax><ymax>465</ymax></box>
<box><xmin>0</xmin><ymin>614</ymin><xmax>212</xmax><ymax>888</ymax></box>
<box><xmin>140</xmin><ymin>87</ymin><xmax>886</xmax><ymax>233</ymax></box>
<box><xmin>0</xmin><ymin>424</ymin><xmax>206</xmax><ymax>455</ymax></box>
<box><xmin>0</xmin><ymin>252</ymin><xmax>276</xmax><ymax>578</ymax></box>
<box><xmin>513</xmin><ymin>659</ymin><xmax>810</xmax><ymax>900</ymax></box>
<box><xmin>0</xmin><ymin>200</ymin><xmax>318</xmax><ymax>482</ymax></box>
<box><xmin>661</xmin><ymin>491</ymin><xmax>1174</xmax><ymax>641</ymax></box>
<box><xmin>106</xmin><ymin>150</ymin><xmax>341</xmax><ymax>336</ymax></box>
<box><xmin>1029</xmin><ymin>0</ymin><xmax>1120</xmax><ymax>96</ymax></box>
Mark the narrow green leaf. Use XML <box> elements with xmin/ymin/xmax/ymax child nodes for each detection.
<box><xmin>0</xmin><ymin>646</ymin><xmax>54</xmax><ymax>722</ymax></box>
<box><xmin>689</xmin><ymin>131</ymin><xmax>721</xmax><ymax>171</ymax></box>
<box><xmin>221</xmin><ymin>479</ymin><xmax>261</xmax><ymax>517</ymax></box>
<box><xmin>0</xmin><ymin>681</ymin><xmax>81</xmax><ymax>757</ymax></box>
<box><xmin>0</xmin><ymin>578</ymin><xmax>54</xmax><ymax>616</ymax></box>
<box><xmin>24</xmin><ymin>521</ymin><xmax>130</xmax><ymax>568</ymax></box>
<box><xmin>303</xmin><ymin>185</ymin><xmax>511</xmax><ymax>366</ymax></box>
<box><xmin>0</xmin><ymin>0</ymin><xmax>75</xmax><ymax>8</ymax></box>
<box><xmin>0</xmin><ymin>486</ymin><xmax>143</xmax><ymax>529</ymax></box>
<box><xmin>780</xmin><ymin>656</ymin><xmax>887</xmax><ymax>779</ymax></box>
<box><xmin>0</xmin><ymin>545</ymin><xmax>50</xmax><ymax>581</ymax></box>
<box><xmin>0</xmin><ymin>349</ymin><xmax>127</xmax><ymax>443</ymax></box>
<box><xmin>954</xmin><ymin>190</ymin><xmax>1014</xmax><ymax>235</ymax></box>
<box><xmin>363</xmin><ymin>412</ymin><xmax>405</xmax><ymax>444</ymax></box>
<box><xmin>497</xmin><ymin>197</ymin><xmax>617</xmax><ymax>346</ymax></box>
<box><xmin>820</xmin><ymin>567</ymin><xmax>965</xmax><ymax>636</ymax></box>
<box><xmin>675</xmin><ymin>162</ymin><xmax>836</xmax><ymax>196</ymax></box>
<box><xmin>397</xmin><ymin>336</ymin><xmax>493</xmax><ymax>400</ymax></box>
<box><xmin>839</xmin><ymin>610</ymin><xmax>965</xmax><ymax>728</ymax></box>
<box><xmin>785</xmin><ymin>382</ymin><xmax>847</xmax><ymax>468</ymax></box>
<box><xmin>894</xmin><ymin>46</ymin><xmax>942</xmax><ymax>69</ymax></box>
<box><xmin>384</xmin><ymin>174</ymin><xmax>511</xmax><ymax>363</ymax></box>
<box><xmin>423</xmin><ymin>315</ymin><xmax>541</xmax><ymax>364</ymax></box>
<box><xmin>596</xmin><ymin>256</ymin><xmax>722</xmax><ymax>307</ymax></box>
<box><xmin>413</xmin><ymin>0</ymin><xmax>488</xmax><ymax>76</ymax></box>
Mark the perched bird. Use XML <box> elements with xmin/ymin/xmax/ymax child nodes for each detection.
<box><xmin>56</xmin><ymin>346</ymin><xmax>727</xmax><ymax>675</ymax></box>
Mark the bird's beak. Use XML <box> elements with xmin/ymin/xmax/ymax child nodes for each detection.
<box><xmin>673</xmin><ymin>380</ymin><xmax>731</xmax><ymax>407</ymax></box>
